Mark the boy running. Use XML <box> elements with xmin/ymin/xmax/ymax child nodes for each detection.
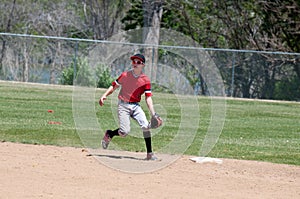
<box><xmin>99</xmin><ymin>54</ymin><xmax>158</xmax><ymax>160</ymax></box>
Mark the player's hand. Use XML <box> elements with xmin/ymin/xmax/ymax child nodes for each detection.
<box><xmin>150</xmin><ymin>113</ymin><xmax>163</xmax><ymax>129</ymax></box>
<box><xmin>99</xmin><ymin>96</ymin><xmax>106</xmax><ymax>106</ymax></box>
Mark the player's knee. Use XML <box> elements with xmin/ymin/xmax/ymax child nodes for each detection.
<box><xmin>141</xmin><ymin>122</ymin><xmax>150</xmax><ymax>131</ymax></box>
<box><xmin>118</xmin><ymin>131</ymin><xmax>128</xmax><ymax>137</ymax></box>
<box><xmin>118</xmin><ymin>129</ymin><xmax>129</xmax><ymax>137</ymax></box>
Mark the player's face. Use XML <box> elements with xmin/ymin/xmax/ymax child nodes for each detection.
<box><xmin>132</xmin><ymin>59</ymin><xmax>144</xmax><ymax>69</ymax></box>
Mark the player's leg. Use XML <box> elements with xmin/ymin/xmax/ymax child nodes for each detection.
<box><xmin>132</xmin><ymin>105</ymin><xmax>158</xmax><ymax>160</ymax></box>
<box><xmin>131</xmin><ymin>104</ymin><xmax>149</xmax><ymax>131</ymax></box>
<box><xmin>101</xmin><ymin>103</ymin><xmax>131</xmax><ymax>149</ymax></box>
<box><xmin>118</xmin><ymin>103</ymin><xmax>131</xmax><ymax>136</ymax></box>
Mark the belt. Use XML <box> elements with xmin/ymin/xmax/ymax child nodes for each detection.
<box><xmin>119</xmin><ymin>100</ymin><xmax>139</xmax><ymax>105</ymax></box>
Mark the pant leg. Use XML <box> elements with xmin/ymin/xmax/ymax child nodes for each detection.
<box><xmin>131</xmin><ymin>104</ymin><xmax>150</xmax><ymax>131</ymax></box>
<box><xmin>118</xmin><ymin>103</ymin><xmax>131</xmax><ymax>136</ymax></box>
<box><xmin>131</xmin><ymin>105</ymin><xmax>153</xmax><ymax>153</ymax></box>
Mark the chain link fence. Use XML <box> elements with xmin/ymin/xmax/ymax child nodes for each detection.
<box><xmin>1</xmin><ymin>32</ymin><xmax>299</xmax><ymax>101</ymax></box>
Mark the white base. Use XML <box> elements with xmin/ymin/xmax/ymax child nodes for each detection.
<box><xmin>189</xmin><ymin>157</ymin><xmax>223</xmax><ymax>164</ymax></box>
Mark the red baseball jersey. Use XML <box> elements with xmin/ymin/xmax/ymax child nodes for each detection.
<box><xmin>112</xmin><ymin>70</ymin><xmax>152</xmax><ymax>102</ymax></box>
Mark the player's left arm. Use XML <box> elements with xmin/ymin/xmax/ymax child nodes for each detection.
<box><xmin>146</xmin><ymin>95</ymin><xmax>163</xmax><ymax>129</ymax></box>
<box><xmin>145</xmin><ymin>96</ymin><xmax>156</xmax><ymax>116</ymax></box>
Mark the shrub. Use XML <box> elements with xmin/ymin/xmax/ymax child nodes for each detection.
<box><xmin>274</xmin><ymin>77</ymin><xmax>300</xmax><ymax>101</ymax></box>
<box><xmin>96</xmin><ymin>65</ymin><xmax>114</xmax><ymax>88</ymax></box>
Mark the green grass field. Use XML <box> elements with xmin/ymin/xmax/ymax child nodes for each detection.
<box><xmin>0</xmin><ymin>81</ymin><xmax>299</xmax><ymax>165</ymax></box>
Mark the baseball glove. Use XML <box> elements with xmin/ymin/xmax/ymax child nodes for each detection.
<box><xmin>150</xmin><ymin>113</ymin><xmax>163</xmax><ymax>129</ymax></box>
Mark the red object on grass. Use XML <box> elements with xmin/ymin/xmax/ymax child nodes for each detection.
<box><xmin>47</xmin><ymin>109</ymin><xmax>54</xmax><ymax>113</ymax></box>
<box><xmin>48</xmin><ymin>121</ymin><xmax>62</xmax><ymax>125</ymax></box>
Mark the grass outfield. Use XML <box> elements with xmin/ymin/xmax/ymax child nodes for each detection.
<box><xmin>0</xmin><ymin>81</ymin><xmax>299</xmax><ymax>165</ymax></box>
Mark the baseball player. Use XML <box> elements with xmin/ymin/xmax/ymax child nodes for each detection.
<box><xmin>99</xmin><ymin>53</ymin><xmax>158</xmax><ymax>160</ymax></box>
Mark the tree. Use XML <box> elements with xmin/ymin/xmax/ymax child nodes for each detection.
<box><xmin>0</xmin><ymin>0</ymin><xmax>17</xmax><ymax>76</ymax></box>
<box><xmin>26</xmin><ymin>1</ymin><xmax>83</xmax><ymax>84</ymax></box>
<box><xmin>0</xmin><ymin>0</ymin><xmax>298</xmax><ymax>100</ymax></box>
<box><xmin>79</xmin><ymin>0</ymin><xmax>128</xmax><ymax>40</ymax></box>
<box><xmin>121</xmin><ymin>0</ymin><xmax>163</xmax><ymax>80</ymax></box>
<box><xmin>142</xmin><ymin>0</ymin><xmax>163</xmax><ymax>80</ymax></box>
<box><xmin>257</xmin><ymin>0</ymin><xmax>300</xmax><ymax>81</ymax></box>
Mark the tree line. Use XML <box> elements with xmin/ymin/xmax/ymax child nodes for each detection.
<box><xmin>0</xmin><ymin>0</ymin><xmax>299</xmax><ymax>100</ymax></box>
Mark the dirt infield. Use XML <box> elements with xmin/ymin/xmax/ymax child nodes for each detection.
<box><xmin>0</xmin><ymin>142</ymin><xmax>299</xmax><ymax>199</ymax></box>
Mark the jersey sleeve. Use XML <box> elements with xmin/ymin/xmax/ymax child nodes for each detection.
<box><xmin>144</xmin><ymin>80</ymin><xmax>152</xmax><ymax>97</ymax></box>
<box><xmin>112</xmin><ymin>72</ymin><xmax>125</xmax><ymax>88</ymax></box>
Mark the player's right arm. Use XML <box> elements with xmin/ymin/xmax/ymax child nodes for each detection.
<box><xmin>99</xmin><ymin>73</ymin><xmax>125</xmax><ymax>106</ymax></box>
<box><xmin>99</xmin><ymin>72</ymin><xmax>126</xmax><ymax>106</ymax></box>
<box><xmin>99</xmin><ymin>85</ymin><xmax>118</xmax><ymax>106</ymax></box>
